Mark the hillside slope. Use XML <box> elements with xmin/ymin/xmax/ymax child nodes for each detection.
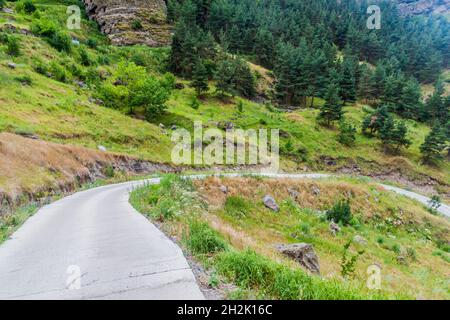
<box><xmin>0</xmin><ymin>0</ymin><xmax>448</xmax><ymax>205</ymax></box>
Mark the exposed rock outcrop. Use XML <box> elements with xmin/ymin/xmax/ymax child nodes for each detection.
<box><xmin>82</xmin><ymin>0</ymin><xmax>171</xmax><ymax>46</ymax></box>
<box><xmin>396</xmin><ymin>0</ymin><xmax>450</xmax><ymax>16</ymax></box>
<box><xmin>277</xmin><ymin>243</ymin><xmax>321</xmax><ymax>274</ymax></box>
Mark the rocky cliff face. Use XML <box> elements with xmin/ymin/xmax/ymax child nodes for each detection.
<box><xmin>82</xmin><ymin>0</ymin><xmax>171</xmax><ymax>46</ymax></box>
<box><xmin>396</xmin><ymin>0</ymin><xmax>450</xmax><ymax>16</ymax></box>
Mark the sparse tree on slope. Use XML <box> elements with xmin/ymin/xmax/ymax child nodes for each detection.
<box><xmin>318</xmin><ymin>83</ymin><xmax>344</xmax><ymax>126</ymax></box>
<box><xmin>420</xmin><ymin>124</ymin><xmax>447</xmax><ymax>164</ymax></box>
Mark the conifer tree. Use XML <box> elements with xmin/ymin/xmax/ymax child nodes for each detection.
<box><xmin>191</xmin><ymin>60</ymin><xmax>209</xmax><ymax>96</ymax></box>
<box><xmin>339</xmin><ymin>54</ymin><xmax>357</xmax><ymax>104</ymax></box>
<box><xmin>318</xmin><ymin>84</ymin><xmax>343</xmax><ymax>126</ymax></box>
<box><xmin>420</xmin><ymin>124</ymin><xmax>446</xmax><ymax>163</ymax></box>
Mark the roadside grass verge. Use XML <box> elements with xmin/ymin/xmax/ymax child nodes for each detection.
<box><xmin>0</xmin><ymin>203</ymin><xmax>38</xmax><ymax>244</ymax></box>
<box><xmin>130</xmin><ymin>175</ymin><xmax>407</xmax><ymax>300</ymax></box>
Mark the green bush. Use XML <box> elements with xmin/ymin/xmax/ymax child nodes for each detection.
<box><xmin>97</xmin><ymin>61</ymin><xmax>173</xmax><ymax>120</ymax></box>
<box><xmin>14</xmin><ymin>75</ymin><xmax>33</xmax><ymax>86</ymax></box>
<box><xmin>32</xmin><ymin>58</ymin><xmax>48</xmax><ymax>75</ymax></box>
<box><xmin>224</xmin><ymin>196</ymin><xmax>251</xmax><ymax>217</ymax></box>
<box><xmin>131</xmin><ymin>19</ymin><xmax>143</xmax><ymax>30</ymax></box>
<box><xmin>190</xmin><ymin>97</ymin><xmax>200</xmax><ymax>110</ymax></box>
<box><xmin>0</xmin><ymin>0</ymin><xmax>5</xmax><ymax>10</ymax></box>
<box><xmin>78</xmin><ymin>47</ymin><xmax>93</xmax><ymax>66</ymax></box>
<box><xmin>16</xmin><ymin>0</ymin><xmax>36</xmax><ymax>14</ymax></box>
<box><xmin>5</xmin><ymin>36</ymin><xmax>20</xmax><ymax>56</ymax></box>
<box><xmin>49</xmin><ymin>62</ymin><xmax>68</xmax><ymax>83</ymax></box>
<box><xmin>86</xmin><ymin>38</ymin><xmax>98</xmax><ymax>49</ymax></box>
<box><xmin>104</xmin><ymin>165</ymin><xmax>115</xmax><ymax>178</ymax></box>
<box><xmin>326</xmin><ymin>199</ymin><xmax>353</xmax><ymax>226</ymax></box>
<box><xmin>31</xmin><ymin>17</ymin><xmax>58</xmax><ymax>37</ymax></box>
<box><xmin>30</xmin><ymin>17</ymin><xmax>71</xmax><ymax>52</ymax></box>
<box><xmin>184</xmin><ymin>220</ymin><xmax>227</xmax><ymax>256</ymax></box>
<box><xmin>48</xmin><ymin>32</ymin><xmax>72</xmax><ymax>52</ymax></box>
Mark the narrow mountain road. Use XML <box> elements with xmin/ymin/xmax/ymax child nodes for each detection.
<box><xmin>0</xmin><ymin>173</ymin><xmax>448</xmax><ymax>300</ymax></box>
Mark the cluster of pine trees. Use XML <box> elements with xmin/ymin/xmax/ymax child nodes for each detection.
<box><xmin>168</xmin><ymin>0</ymin><xmax>256</xmax><ymax>98</ymax></box>
<box><xmin>167</xmin><ymin>0</ymin><xmax>449</xmax><ymax>162</ymax></box>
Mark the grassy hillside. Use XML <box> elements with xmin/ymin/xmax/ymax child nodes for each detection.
<box><xmin>0</xmin><ymin>0</ymin><xmax>448</xmax><ymax>203</ymax></box>
<box><xmin>130</xmin><ymin>175</ymin><xmax>450</xmax><ymax>300</ymax></box>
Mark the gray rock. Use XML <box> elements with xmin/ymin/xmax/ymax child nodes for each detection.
<box><xmin>16</xmin><ymin>132</ymin><xmax>39</xmax><ymax>140</ymax></box>
<box><xmin>277</xmin><ymin>243</ymin><xmax>320</xmax><ymax>274</ymax></box>
<box><xmin>353</xmin><ymin>235</ymin><xmax>368</xmax><ymax>246</ymax></box>
<box><xmin>329</xmin><ymin>221</ymin><xmax>341</xmax><ymax>236</ymax></box>
<box><xmin>159</xmin><ymin>123</ymin><xmax>165</xmax><ymax>129</ymax></box>
<box><xmin>312</xmin><ymin>186</ymin><xmax>321</xmax><ymax>196</ymax></box>
<box><xmin>219</xmin><ymin>185</ymin><xmax>228</xmax><ymax>194</ymax></box>
<box><xmin>98</xmin><ymin>145</ymin><xmax>107</xmax><ymax>152</ymax></box>
<box><xmin>71</xmin><ymin>39</ymin><xmax>80</xmax><ymax>45</ymax></box>
<box><xmin>75</xmin><ymin>81</ymin><xmax>87</xmax><ymax>88</ymax></box>
<box><xmin>171</xmin><ymin>125</ymin><xmax>178</xmax><ymax>130</ymax></box>
<box><xmin>263</xmin><ymin>195</ymin><xmax>279</xmax><ymax>212</ymax></box>
<box><xmin>89</xmin><ymin>97</ymin><xmax>104</xmax><ymax>106</ymax></box>
<box><xmin>7</xmin><ymin>62</ymin><xmax>16</xmax><ymax>69</ymax></box>
<box><xmin>287</xmin><ymin>188</ymin><xmax>299</xmax><ymax>200</ymax></box>
<box><xmin>2</xmin><ymin>8</ymin><xmax>13</xmax><ymax>14</ymax></box>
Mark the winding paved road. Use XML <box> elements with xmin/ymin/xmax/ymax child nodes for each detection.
<box><xmin>0</xmin><ymin>173</ymin><xmax>448</xmax><ymax>300</ymax></box>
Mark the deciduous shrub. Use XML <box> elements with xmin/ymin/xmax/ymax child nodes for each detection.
<box><xmin>96</xmin><ymin>61</ymin><xmax>174</xmax><ymax>121</ymax></box>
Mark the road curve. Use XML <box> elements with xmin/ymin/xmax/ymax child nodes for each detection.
<box><xmin>0</xmin><ymin>180</ymin><xmax>204</xmax><ymax>300</ymax></box>
<box><xmin>0</xmin><ymin>172</ymin><xmax>448</xmax><ymax>300</ymax></box>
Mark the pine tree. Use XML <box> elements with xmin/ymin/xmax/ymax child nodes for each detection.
<box><xmin>191</xmin><ymin>60</ymin><xmax>209</xmax><ymax>96</ymax></box>
<box><xmin>308</xmin><ymin>49</ymin><xmax>329</xmax><ymax>107</ymax></box>
<box><xmin>338</xmin><ymin>120</ymin><xmax>357</xmax><ymax>146</ymax></box>
<box><xmin>372</xmin><ymin>64</ymin><xmax>386</xmax><ymax>99</ymax></box>
<box><xmin>398</xmin><ymin>78</ymin><xmax>422</xmax><ymax>119</ymax></box>
<box><xmin>391</xmin><ymin>121</ymin><xmax>411</xmax><ymax>152</ymax></box>
<box><xmin>254</xmin><ymin>29</ymin><xmax>275</xmax><ymax>68</ymax></box>
<box><xmin>358</xmin><ymin>64</ymin><xmax>375</xmax><ymax>103</ymax></box>
<box><xmin>423</xmin><ymin>80</ymin><xmax>445</xmax><ymax>123</ymax></box>
<box><xmin>318</xmin><ymin>84</ymin><xmax>343</xmax><ymax>126</ymax></box>
<box><xmin>379</xmin><ymin>115</ymin><xmax>396</xmax><ymax>150</ymax></box>
<box><xmin>380</xmin><ymin>118</ymin><xmax>411</xmax><ymax>153</ymax></box>
<box><xmin>362</xmin><ymin>106</ymin><xmax>390</xmax><ymax>135</ymax></box>
<box><xmin>339</xmin><ymin>54</ymin><xmax>357</xmax><ymax>104</ymax></box>
<box><xmin>420</xmin><ymin>124</ymin><xmax>446</xmax><ymax>163</ymax></box>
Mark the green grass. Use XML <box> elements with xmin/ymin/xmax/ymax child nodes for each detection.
<box><xmin>0</xmin><ymin>203</ymin><xmax>38</xmax><ymax>243</ymax></box>
<box><xmin>224</xmin><ymin>195</ymin><xmax>252</xmax><ymax>218</ymax></box>
<box><xmin>130</xmin><ymin>175</ymin><xmax>415</xmax><ymax>300</ymax></box>
<box><xmin>1</xmin><ymin>0</ymin><xmax>448</xmax><ymax>200</ymax></box>
<box><xmin>183</xmin><ymin>220</ymin><xmax>228</xmax><ymax>256</ymax></box>
<box><xmin>199</xmin><ymin>176</ymin><xmax>450</xmax><ymax>299</ymax></box>
<box><xmin>215</xmin><ymin>249</ymin><xmax>394</xmax><ymax>300</ymax></box>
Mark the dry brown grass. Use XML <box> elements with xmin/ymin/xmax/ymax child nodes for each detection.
<box><xmin>0</xmin><ymin>133</ymin><xmax>130</xmax><ymax>202</ymax></box>
<box><xmin>193</xmin><ymin>177</ymin><xmax>450</xmax><ymax>299</ymax></box>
